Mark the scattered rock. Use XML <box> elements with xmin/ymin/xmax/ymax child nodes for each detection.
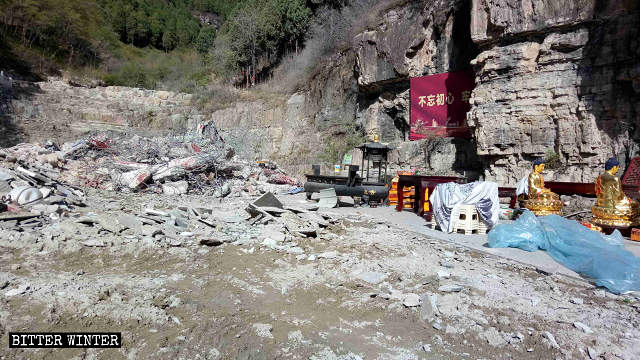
<box><xmin>570</xmin><ymin>297</ymin><xmax>584</xmax><ymax>305</ymax></box>
<box><xmin>5</xmin><ymin>284</ymin><xmax>29</xmax><ymax>297</ymax></box>
<box><xmin>402</xmin><ymin>293</ymin><xmax>421</xmax><ymax>307</ymax></box>
<box><xmin>419</xmin><ymin>293</ymin><xmax>438</xmax><ymax>321</ymax></box>
<box><xmin>573</xmin><ymin>322</ymin><xmax>593</xmax><ymax>334</ymax></box>
<box><xmin>200</xmin><ymin>238</ymin><xmax>223</xmax><ymax>247</ymax></box>
<box><xmin>81</xmin><ymin>239</ymin><xmax>106</xmax><ymax>247</ymax></box>
<box><xmin>483</xmin><ymin>327</ymin><xmax>507</xmax><ymax>347</ymax></box>
<box><xmin>253</xmin><ymin>323</ymin><xmax>274</xmax><ymax>338</ymax></box>
<box><xmin>438</xmin><ymin>284</ymin><xmax>463</xmax><ymax>293</ymax></box>
<box><xmin>317</xmin><ymin>251</ymin><xmax>338</xmax><ymax>259</ymax></box>
<box><xmin>355</xmin><ymin>271</ymin><xmax>386</xmax><ymax>285</ymax></box>
<box><xmin>288</xmin><ymin>330</ymin><xmax>304</xmax><ymax>342</ymax></box>
<box><xmin>543</xmin><ymin>331</ymin><xmax>560</xmax><ymax>349</ymax></box>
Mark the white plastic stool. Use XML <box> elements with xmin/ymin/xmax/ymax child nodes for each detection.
<box><xmin>430</xmin><ymin>205</ymin><xmax>488</xmax><ymax>234</ymax></box>
<box><xmin>452</xmin><ymin>204</ymin><xmax>487</xmax><ymax>235</ymax></box>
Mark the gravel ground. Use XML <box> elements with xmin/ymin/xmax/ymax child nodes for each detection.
<box><xmin>1</xmin><ymin>191</ymin><xmax>639</xmax><ymax>360</ymax></box>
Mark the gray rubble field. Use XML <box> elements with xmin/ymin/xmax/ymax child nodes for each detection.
<box><xmin>1</xmin><ymin>190</ymin><xmax>639</xmax><ymax>359</ymax></box>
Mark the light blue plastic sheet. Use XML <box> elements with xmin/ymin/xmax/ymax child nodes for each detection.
<box><xmin>488</xmin><ymin>210</ymin><xmax>640</xmax><ymax>294</ymax></box>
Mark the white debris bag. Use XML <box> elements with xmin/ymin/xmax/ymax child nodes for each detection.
<box><xmin>8</xmin><ymin>186</ymin><xmax>43</xmax><ymax>205</ymax></box>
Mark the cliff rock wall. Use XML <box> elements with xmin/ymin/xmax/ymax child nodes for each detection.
<box><xmin>1</xmin><ymin>79</ymin><xmax>200</xmax><ymax>146</ymax></box>
<box><xmin>468</xmin><ymin>0</ymin><xmax>640</xmax><ymax>184</ymax></box>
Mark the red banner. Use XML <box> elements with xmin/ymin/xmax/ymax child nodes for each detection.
<box><xmin>409</xmin><ymin>71</ymin><xmax>475</xmax><ymax>140</ymax></box>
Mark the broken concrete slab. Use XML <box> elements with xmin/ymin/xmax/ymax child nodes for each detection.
<box><xmin>280</xmin><ymin>212</ymin><xmax>317</xmax><ymax>236</ymax></box>
<box><xmin>258</xmin><ymin>206</ymin><xmax>290</xmax><ymax>216</ymax></box>
<box><xmin>403</xmin><ymin>293</ymin><xmax>421</xmax><ymax>307</ymax></box>
<box><xmin>118</xmin><ymin>215</ymin><xmax>143</xmax><ymax>233</ymax></box>
<box><xmin>420</xmin><ymin>293</ymin><xmax>438</xmax><ymax>321</ymax></box>
<box><xmin>298</xmin><ymin>212</ymin><xmax>329</xmax><ymax>227</ymax></box>
<box><xmin>145</xmin><ymin>208</ymin><xmax>169</xmax><ymax>217</ymax></box>
<box><xmin>338</xmin><ymin>196</ymin><xmax>355</xmax><ymax>207</ymax></box>
<box><xmin>0</xmin><ymin>212</ymin><xmax>41</xmax><ymax>222</ymax></box>
<box><xmin>252</xmin><ymin>192</ymin><xmax>283</xmax><ymax>209</ymax></box>
<box><xmin>82</xmin><ymin>239</ymin><xmax>106</xmax><ymax>247</ymax></box>
<box><xmin>355</xmin><ymin>271</ymin><xmax>386</xmax><ymax>285</ymax></box>
<box><xmin>438</xmin><ymin>284</ymin><xmax>463</xmax><ymax>293</ymax></box>
<box><xmin>317</xmin><ymin>188</ymin><xmax>338</xmax><ymax>208</ymax></box>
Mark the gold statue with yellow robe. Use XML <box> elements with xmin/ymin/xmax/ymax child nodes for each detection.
<box><xmin>524</xmin><ymin>158</ymin><xmax>563</xmax><ymax>216</ymax></box>
<box><xmin>592</xmin><ymin>157</ymin><xmax>639</xmax><ymax>227</ymax></box>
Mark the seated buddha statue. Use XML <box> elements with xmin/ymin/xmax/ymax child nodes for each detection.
<box><xmin>592</xmin><ymin>157</ymin><xmax>640</xmax><ymax>227</ymax></box>
<box><xmin>524</xmin><ymin>158</ymin><xmax>563</xmax><ymax>216</ymax></box>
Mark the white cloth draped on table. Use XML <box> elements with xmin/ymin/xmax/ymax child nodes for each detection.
<box><xmin>430</xmin><ymin>181</ymin><xmax>500</xmax><ymax>233</ymax></box>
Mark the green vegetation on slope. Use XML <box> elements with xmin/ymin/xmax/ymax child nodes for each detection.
<box><xmin>0</xmin><ymin>0</ymin><xmax>315</xmax><ymax>91</ymax></box>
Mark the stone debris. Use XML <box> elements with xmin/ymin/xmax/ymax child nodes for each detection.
<box><xmin>570</xmin><ymin>297</ymin><xmax>584</xmax><ymax>305</ymax></box>
<box><xmin>402</xmin><ymin>293</ymin><xmax>421</xmax><ymax>307</ymax></box>
<box><xmin>573</xmin><ymin>322</ymin><xmax>594</xmax><ymax>334</ymax></box>
<box><xmin>436</xmin><ymin>270</ymin><xmax>451</xmax><ymax>279</ymax></box>
<box><xmin>438</xmin><ymin>284</ymin><xmax>463</xmax><ymax>293</ymax></box>
<box><xmin>482</xmin><ymin>327</ymin><xmax>507</xmax><ymax>347</ymax></box>
<box><xmin>543</xmin><ymin>331</ymin><xmax>560</xmax><ymax>349</ymax></box>
<box><xmin>419</xmin><ymin>293</ymin><xmax>438</xmax><ymax>321</ymax></box>
<box><xmin>5</xmin><ymin>284</ymin><xmax>29</xmax><ymax>297</ymax></box>
<box><xmin>354</xmin><ymin>271</ymin><xmax>386</xmax><ymax>285</ymax></box>
<box><xmin>253</xmin><ymin>323</ymin><xmax>274</xmax><ymax>338</ymax></box>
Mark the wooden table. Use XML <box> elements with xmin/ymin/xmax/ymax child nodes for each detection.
<box><xmin>395</xmin><ymin>175</ymin><xmax>466</xmax><ymax>219</ymax></box>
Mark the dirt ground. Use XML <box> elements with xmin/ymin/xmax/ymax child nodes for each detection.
<box><xmin>1</xmin><ymin>191</ymin><xmax>639</xmax><ymax>360</ymax></box>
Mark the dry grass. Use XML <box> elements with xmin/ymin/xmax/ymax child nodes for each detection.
<box><xmin>258</xmin><ymin>0</ymin><xmax>412</xmax><ymax>94</ymax></box>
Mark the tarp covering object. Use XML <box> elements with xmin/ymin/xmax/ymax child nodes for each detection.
<box><xmin>430</xmin><ymin>181</ymin><xmax>500</xmax><ymax>233</ymax></box>
<box><xmin>488</xmin><ymin>210</ymin><xmax>640</xmax><ymax>294</ymax></box>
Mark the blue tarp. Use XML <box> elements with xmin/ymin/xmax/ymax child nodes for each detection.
<box><xmin>288</xmin><ymin>187</ymin><xmax>305</xmax><ymax>195</ymax></box>
<box><xmin>488</xmin><ymin>210</ymin><xmax>640</xmax><ymax>294</ymax></box>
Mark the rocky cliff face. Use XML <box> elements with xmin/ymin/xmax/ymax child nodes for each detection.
<box><xmin>350</xmin><ymin>0</ymin><xmax>482</xmax><ymax>176</ymax></box>
<box><xmin>468</xmin><ymin>0</ymin><xmax>640</xmax><ymax>184</ymax></box>
<box><xmin>340</xmin><ymin>0</ymin><xmax>640</xmax><ymax>183</ymax></box>
<box><xmin>1</xmin><ymin>79</ymin><xmax>200</xmax><ymax>146</ymax></box>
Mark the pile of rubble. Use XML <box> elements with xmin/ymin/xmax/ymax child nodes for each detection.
<box><xmin>0</xmin><ymin>123</ymin><xmax>306</xmax><ymax>241</ymax></box>
<box><xmin>0</xmin><ymin>124</ymin><xmax>300</xmax><ymax>204</ymax></box>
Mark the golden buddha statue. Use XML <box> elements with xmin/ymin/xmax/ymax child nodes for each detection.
<box><xmin>524</xmin><ymin>158</ymin><xmax>563</xmax><ymax>216</ymax></box>
<box><xmin>592</xmin><ymin>157</ymin><xmax>640</xmax><ymax>227</ymax></box>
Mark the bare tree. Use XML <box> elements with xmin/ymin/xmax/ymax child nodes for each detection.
<box><xmin>231</xmin><ymin>8</ymin><xmax>259</xmax><ymax>86</ymax></box>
